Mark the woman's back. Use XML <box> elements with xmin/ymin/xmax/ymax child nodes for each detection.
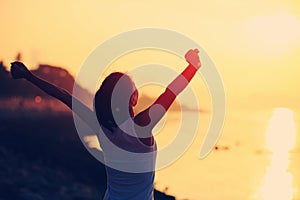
<box><xmin>104</xmin><ymin>167</ymin><xmax>155</xmax><ymax>200</ymax></box>
<box><xmin>99</xmin><ymin>118</ymin><xmax>157</xmax><ymax>200</ymax></box>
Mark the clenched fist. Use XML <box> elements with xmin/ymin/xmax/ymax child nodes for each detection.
<box><xmin>185</xmin><ymin>49</ymin><xmax>201</xmax><ymax>69</ymax></box>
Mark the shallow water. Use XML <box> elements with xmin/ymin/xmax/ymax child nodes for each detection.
<box><xmin>153</xmin><ymin>108</ymin><xmax>300</xmax><ymax>200</ymax></box>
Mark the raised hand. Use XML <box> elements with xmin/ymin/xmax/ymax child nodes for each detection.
<box><xmin>10</xmin><ymin>61</ymin><xmax>32</xmax><ymax>79</ymax></box>
<box><xmin>185</xmin><ymin>49</ymin><xmax>201</xmax><ymax>69</ymax></box>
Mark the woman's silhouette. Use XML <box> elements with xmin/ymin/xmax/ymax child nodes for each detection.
<box><xmin>10</xmin><ymin>49</ymin><xmax>201</xmax><ymax>200</ymax></box>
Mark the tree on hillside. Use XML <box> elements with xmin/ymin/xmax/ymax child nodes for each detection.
<box><xmin>15</xmin><ymin>52</ymin><xmax>22</xmax><ymax>61</ymax></box>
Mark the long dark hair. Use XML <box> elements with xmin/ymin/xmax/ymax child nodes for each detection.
<box><xmin>94</xmin><ymin>72</ymin><xmax>137</xmax><ymax>131</ymax></box>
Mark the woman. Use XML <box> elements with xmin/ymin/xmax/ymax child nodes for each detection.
<box><xmin>10</xmin><ymin>49</ymin><xmax>201</xmax><ymax>200</ymax></box>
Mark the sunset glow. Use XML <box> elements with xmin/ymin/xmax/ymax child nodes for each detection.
<box><xmin>1</xmin><ymin>1</ymin><xmax>300</xmax><ymax>112</ymax></box>
<box><xmin>241</xmin><ymin>13</ymin><xmax>300</xmax><ymax>54</ymax></box>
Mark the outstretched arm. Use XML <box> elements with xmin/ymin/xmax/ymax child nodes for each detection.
<box><xmin>134</xmin><ymin>49</ymin><xmax>201</xmax><ymax>143</ymax></box>
<box><xmin>10</xmin><ymin>62</ymin><xmax>100</xmax><ymax>133</ymax></box>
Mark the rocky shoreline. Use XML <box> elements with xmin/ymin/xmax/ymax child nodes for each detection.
<box><xmin>0</xmin><ymin>114</ymin><xmax>175</xmax><ymax>200</ymax></box>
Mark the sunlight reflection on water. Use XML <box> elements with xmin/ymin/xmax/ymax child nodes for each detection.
<box><xmin>257</xmin><ymin>108</ymin><xmax>297</xmax><ymax>200</ymax></box>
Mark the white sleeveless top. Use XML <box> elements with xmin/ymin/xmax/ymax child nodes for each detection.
<box><xmin>98</xmin><ymin>118</ymin><xmax>157</xmax><ymax>200</ymax></box>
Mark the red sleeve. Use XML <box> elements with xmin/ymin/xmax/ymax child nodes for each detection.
<box><xmin>134</xmin><ymin>64</ymin><xmax>198</xmax><ymax>145</ymax></box>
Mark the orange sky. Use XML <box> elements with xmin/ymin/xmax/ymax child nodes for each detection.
<box><xmin>1</xmin><ymin>0</ymin><xmax>300</xmax><ymax>111</ymax></box>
